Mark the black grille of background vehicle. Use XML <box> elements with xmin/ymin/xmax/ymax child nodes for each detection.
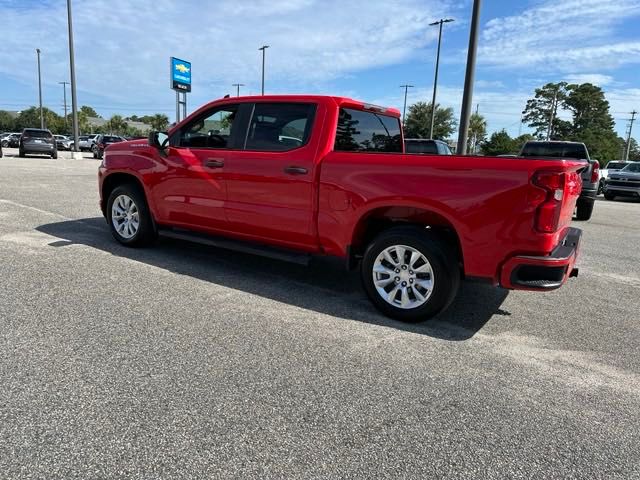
<box><xmin>608</xmin><ymin>180</ymin><xmax>640</xmax><ymax>187</ymax></box>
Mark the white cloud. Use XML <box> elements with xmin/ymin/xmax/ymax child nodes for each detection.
<box><xmin>479</xmin><ymin>0</ymin><xmax>640</xmax><ymax>72</ymax></box>
<box><xmin>564</xmin><ymin>74</ymin><xmax>615</xmax><ymax>86</ymax></box>
<box><xmin>0</xmin><ymin>0</ymin><xmax>455</xmax><ymax>111</ymax></box>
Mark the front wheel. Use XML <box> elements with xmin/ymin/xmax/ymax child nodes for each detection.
<box><xmin>1</xmin><ymin>140</ymin><xmax>8</xmax><ymax>148</ymax></box>
<box><xmin>106</xmin><ymin>184</ymin><xmax>157</xmax><ymax>247</ymax></box>
<box><xmin>604</xmin><ymin>192</ymin><xmax>616</xmax><ymax>201</ymax></box>
<box><xmin>361</xmin><ymin>227</ymin><xmax>460</xmax><ymax>322</ymax></box>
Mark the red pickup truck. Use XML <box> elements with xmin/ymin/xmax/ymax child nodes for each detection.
<box><xmin>98</xmin><ymin>95</ymin><xmax>583</xmax><ymax>322</ymax></box>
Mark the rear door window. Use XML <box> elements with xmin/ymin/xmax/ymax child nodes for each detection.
<box><xmin>244</xmin><ymin>103</ymin><xmax>316</xmax><ymax>151</ymax></box>
<box><xmin>405</xmin><ymin>141</ymin><xmax>438</xmax><ymax>154</ymax></box>
<box><xmin>335</xmin><ymin>108</ymin><xmax>402</xmax><ymax>153</ymax></box>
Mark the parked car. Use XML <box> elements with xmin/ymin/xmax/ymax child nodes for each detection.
<box><xmin>98</xmin><ymin>95</ymin><xmax>584</xmax><ymax>322</ymax></box>
<box><xmin>404</xmin><ymin>139</ymin><xmax>453</xmax><ymax>155</ymax></box>
<box><xmin>0</xmin><ymin>141</ymin><xmax>3</xmax><ymax>158</ymax></box>
<box><xmin>77</xmin><ymin>134</ymin><xmax>99</xmax><ymax>151</ymax></box>
<box><xmin>519</xmin><ymin>141</ymin><xmax>598</xmax><ymax>221</ymax></box>
<box><xmin>93</xmin><ymin>134</ymin><xmax>126</xmax><ymax>159</ymax></box>
<box><xmin>600</xmin><ymin>160</ymin><xmax>632</xmax><ymax>194</ymax></box>
<box><xmin>54</xmin><ymin>135</ymin><xmax>72</xmax><ymax>151</ymax></box>
<box><xmin>604</xmin><ymin>162</ymin><xmax>640</xmax><ymax>200</ymax></box>
<box><xmin>19</xmin><ymin>128</ymin><xmax>57</xmax><ymax>158</ymax></box>
<box><xmin>1</xmin><ymin>133</ymin><xmax>21</xmax><ymax>148</ymax></box>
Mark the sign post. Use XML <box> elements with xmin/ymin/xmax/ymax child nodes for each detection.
<box><xmin>170</xmin><ymin>57</ymin><xmax>191</xmax><ymax>123</ymax></box>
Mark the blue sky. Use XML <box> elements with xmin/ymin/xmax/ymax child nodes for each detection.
<box><xmin>1</xmin><ymin>0</ymin><xmax>639</xmax><ymax>143</ymax></box>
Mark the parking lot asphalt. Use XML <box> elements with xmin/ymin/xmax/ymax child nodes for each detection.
<box><xmin>1</xmin><ymin>149</ymin><xmax>639</xmax><ymax>479</ymax></box>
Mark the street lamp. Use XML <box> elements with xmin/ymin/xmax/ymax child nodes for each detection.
<box><xmin>428</xmin><ymin>18</ymin><xmax>454</xmax><ymax>139</ymax></box>
<box><xmin>59</xmin><ymin>81</ymin><xmax>69</xmax><ymax>131</ymax></box>
<box><xmin>258</xmin><ymin>45</ymin><xmax>269</xmax><ymax>95</ymax></box>
<box><xmin>66</xmin><ymin>0</ymin><xmax>80</xmax><ymax>156</ymax></box>
<box><xmin>36</xmin><ymin>48</ymin><xmax>43</xmax><ymax>129</ymax></box>
<box><xmin>232</xmin><ymin>83</ymin><xmax>245</xmax><ymax>97</ymax></box>
<box><xmin>400</xmin><ymin>85</ymin><xmax>414</xmax><ymax>129</ymax></box>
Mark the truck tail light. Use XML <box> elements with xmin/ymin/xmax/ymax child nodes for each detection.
<box><xmin>590</xmin><ymin>162</ymin><xmax>600</xmax><ymax>184</ymax></box>
<box><xmin>530</xmin><ymin>170</ymin><xmax>580</xmax><ymax>233</ymax></box>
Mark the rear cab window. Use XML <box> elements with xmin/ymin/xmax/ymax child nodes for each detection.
<box><xmin>405</xmin><ymin>140</ymin><xmax>438</xmax><ymax>154</ymax></box>
<box><xmin>520</xmin><ymin>142</ymin><xmax>588</xmax><ymax>159</ymax></box>
<box><xmin>335</xmin><ymin>108</ymin><xmax>402</xmax><ymax>153</ymax></box>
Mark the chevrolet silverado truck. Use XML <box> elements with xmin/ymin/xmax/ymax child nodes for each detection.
<box><xmin>98</xmin><ymin>95</ymin><xmax>584</xmax><ymax>322</ymax></box>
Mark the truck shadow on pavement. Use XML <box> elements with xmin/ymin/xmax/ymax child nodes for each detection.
<box><xmin>37</xmin><ymin>218</ymin><xmax>510</xmax><ymax>341</ymax></box>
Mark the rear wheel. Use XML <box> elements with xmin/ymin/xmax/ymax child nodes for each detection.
<box><xmin>51</xmin><ymin>151</ymin><xmax>57</xmax><ymax>159</ymax></box>
<box><xmin>106</xmin><ymin>184</ymin><xmax>157</xmax><ymax>247</ymax></box>
<box><xmin>361</xmin><ymin>226</ymin><xmax>460</xmax><ymax>322</ymax></box>
<box><xmin>18</xmin><ymin>149</ymin><xmax>25</xmax><ymax>158</ymax></box>
<box><xmin>575</xmin><ymin>198</ymin><xmax>594</xmax><ymax>221</ymax></box>
<box><xmin>604</xmin><ymin>192</ymin><xmax>616</xmax><ymax>201</ymax></box>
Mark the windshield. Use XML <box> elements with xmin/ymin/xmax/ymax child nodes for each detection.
<box><xmin>620</xmin><ymin>163</ymin><xmax>640</xmax><ymax>173</ymax></box>
<box><xmin>521</xmin><ymin>142</ymin><xmax>588</xmax><ymax>159</ymax></box>
<box><xmin>607</xmin><ymin>162</ymin><xmax>626</xmax><ymax>170</ymax></box>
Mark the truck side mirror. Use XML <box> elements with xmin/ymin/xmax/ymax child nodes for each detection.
<box><xmin>148</xmin><ymin>131</ymin><xmax>169</xmax><ymax>151</ymax></box>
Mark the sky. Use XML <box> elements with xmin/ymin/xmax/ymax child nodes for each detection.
<box><xmin>0</xmin><ymin>0</ymin><xmax>639</xmax><ymax>142</ymax></box>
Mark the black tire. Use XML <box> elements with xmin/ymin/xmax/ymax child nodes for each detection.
<box><xmin>361</xmin><ymin>226</ymin><xmax>460</xmax><ymax>322</ymax></box>
<box><xmin>575</xmin><ymin>198</ymin><xmax>594</xmax><ymax>221</ymax></box>
<box><xmin>106</xmin><ymin>183</ymin><xmax>157</xmax><ymax>247</ymax></box>
<box><xmin>597</xmin><ymin>179</ymin><xmax>604</xmax><ymax>195</ymax></box>
<box><xmin>604</xmin><ymin>192</ymin><xmax>615</xmax><ymax>201</ymax></box>
<box><xmin>1</xmin><ymin>140</ymin><xmax>8</xmax><ymax>148</ymax></box>
<box><xmin>51</xmin><ymin>151</ymin><xmax>58</xmax><ymax>159</ymax></box>
<box><xmin>18</xmin><ymin>149</ymin><xmax>25</xmax><ymax>158</ymax></box>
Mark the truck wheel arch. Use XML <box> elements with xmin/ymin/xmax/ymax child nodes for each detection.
<box><xmin>348</xmin><ymin>206</ymin><xmax>464</xmax><ymax>272</ymax></box>
<box><xmin>102</xmin><ymin>172</ymin><xmax>154</xmax><ymax>220</ymax></box>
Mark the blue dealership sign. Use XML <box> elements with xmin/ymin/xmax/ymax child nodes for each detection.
<box><xmin>170</xmin><ymin>57</ymin><xmax>191</xmax><ymax>92</ymax></box>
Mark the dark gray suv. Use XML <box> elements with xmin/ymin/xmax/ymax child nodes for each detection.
<box><xmin>19</xmin><ymin>128</ymin><xmax>57</xmax><ymax>158</ymax></box>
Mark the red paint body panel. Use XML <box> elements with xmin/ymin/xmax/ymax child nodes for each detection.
<box><xmin>99</xmin><ymin>94</ymin><xmax>583</xmax><ymax>289</ymax></box>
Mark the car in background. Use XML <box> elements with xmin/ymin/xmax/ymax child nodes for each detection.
<box><xmin>19</xmin><ymin>128</ymin><xmax>57</xmax><ymax>158</ymax></box>
<box><xmin>519</xmin><ymin>141</ymin><xmax>598</xmax><ymax>221</ymax></box>
<box><xmin>604</xmin><ymin>162</ymin><xmax>640</xmax><ymax>200</ymax></box>
<box><xmin>77</xmin><ymin>134</ymin><xmax>99</xmax><ymax>151</ymax></box>
<box><xmin>1</xmin><ymin>133</ymin><xmax>21</xmax><ymax>148</ymax></box>
<box><xmin>404</xmin><ymin>139</ymin><xmax>453</xmax><ymax>155</ymax></box>
<box><xmin>93</xmin><ymin>134</ymin><xmax>126</xmax><ymax>159</ymax></box>
<box><xmin>0</xmin><ymin>141</ymin><xmax>3</xmax><ymax>158</ymax></box>
<box><xmin>54</xmin><ymin>135</ymin><xmax>73</xmax><ymax>151</ymax></box>
<box><xmin>599</xmin><ymin>160</ymin><xmax>632</xmax><ymax>194</ymax></box>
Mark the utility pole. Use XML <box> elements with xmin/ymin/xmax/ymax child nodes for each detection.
<box><xmin>625</xmin><ymin>110</ymin><xmax>637</xmax><ymax>161</ymax></box>
<box><xmin>36</xmin><ymin>48</ymin><xmax>43</xmax><ymax>129</ymax></box>
<box><xmin>67</xmin><ymin>0</ymin><xmax>80</xmax><ymax>155</ymax></box>
<box><xmin>546</xmin><ymin>88</ymin><xmax>559</xmax><ymax>141</ymax></box>
<box><xmin>232</xmin><ymin>83</ymin><xmax>245</xmax><ymax>97</ymax></box>
<box><xmin>429</xmin><ymin>18</ymin><xmax>454</xmax><ymax>139</ymax></box>
<box><xmin>456</xmin><ymin>0</ymin><xmax>482</xmax><ymax>154</ymax></box>
<box><xmin>400</xmin><ymin>84</ymin><xmax>414</xmax><ymax>128</ymax></box>
<box><xmin>259</xmin><ymin>45</ymin><xmax>269</xmax><ymax>95</ymax></box>
<box><xmin>59</xmin><ymin>81</ymin><xmax>69</xmax><ymax>131</ymax></box>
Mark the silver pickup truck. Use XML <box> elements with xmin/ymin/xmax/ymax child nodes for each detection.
<box><xmin>604</xmin><ymin>162</ymin><xmax>640</xmax><ymax>200</ymax></box>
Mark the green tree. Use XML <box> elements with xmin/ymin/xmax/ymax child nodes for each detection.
<box><xmin>467</xmin><ymin>112</ymin><xmax>487</xmax><ymax>153</ymax></box>
<box><xmin>148</xmin><ymin>113</ymin><xmax>169</xmax><ymax>131</ymax></box>
<box><xmin>80</xmin><ymin>105</ymin><xmax>100</xmax><ymax>118</ymax></box>
<box><xmin>563</xmin><ymin>83</ymin><xmax>619</xmax><ymax>161</ymax></box>
<box><xmin>523</xmin><ymin>82</ymin><xmax>570</xmax><ymax>140</ymax></box>
<box><xmin>0</xmin><ymin>111</ymin><xmax>16</xmax><ymax>131</ymax></box>
<box><xmin>106</xmin><ymin>114</ymin><xmax>127</xmax><ymax>135</ymax></box>
<box><xmin>14</xmin><ymin>107</ymin><xmax>63</xmax><ymax>133</ymax></box>
<box><xmin>481</xmin><ymin>130</ymin><xmax>520</xmax><ymax>156</ymax></box>
<box><xmin>404</xmin><ymin>102</ymin><xmax>456</xmax><ymax>140</ymax></box>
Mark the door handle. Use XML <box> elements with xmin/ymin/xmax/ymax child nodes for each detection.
<box><xmin>284</xmin><ymin>166</ymin><xmax>308</xmax><ymax>175</ymax></box>
<box><xmin>205</xmin><ymin>158</ymin><xmax>224</xmax><ymax>168</ymax></box>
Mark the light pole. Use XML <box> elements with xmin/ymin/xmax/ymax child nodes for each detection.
<box><xmin>66</xmin><ymin>0</ymin><xmax>80</xmax><ymax>155</ymax></box>
<box><xmin>36</xmin><ymin>48</ymin><xmax>43</xmax><ymax>129</ymax></box>
<box><xmin>428</xmin><ymin>18</ymin><xmax>454</xmax><ymax>139</ymax></box>
<box><xmin>232</xmin><ymin>83</ymin><xmax>245</xmax><ymax>97</ymax></box>
<box><xmin>457</xmin><ymin>0</ymin><xmax>482</xmax><ymax>154</ymax></box>
<box><xmin>59</xmin><ymin>81</ymin><xmax>69</xmax><ymax>131</ymax></box>
<box><xmin>400</xmin><ymin>85</ymin><xmax>414</xmax><ymax>129</ymax></box>
<box><xmin>259</xmin><ymin>45</ymin><xmax>269</xmax><ymax>95</ymax></box>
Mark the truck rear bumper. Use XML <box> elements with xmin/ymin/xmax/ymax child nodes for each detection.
<box><xmin>500</xmin><ymin>227</ymin><xmax>582</xmax><ymax>291</ymax></box>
